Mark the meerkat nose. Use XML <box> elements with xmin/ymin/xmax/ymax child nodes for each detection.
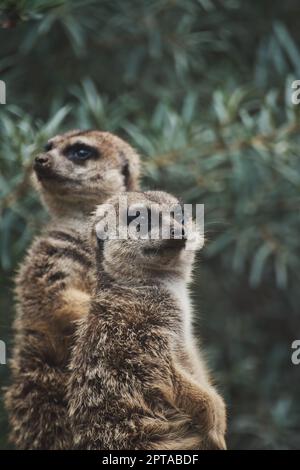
<box><xmin>164</xmin><ymin>237</ymin><xmax>186</xmax><ymax>250</ymax></box>
<box><xmin>34</xmin><ymin>154</ymin><xmax>49</xmax><ymax>166</ymax></box>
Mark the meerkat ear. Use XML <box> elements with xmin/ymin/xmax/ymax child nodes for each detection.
<box><xmin>119</xmin><ymin>150</ymin><xmax>141</xmax><ymax>191</ymax></box>
<box><xmin>119</xmin><ymin>151</ymin><xmax>130</xmax><ymax>189</ymax></box>
<box><xmin>122</xmin><ymin>161</ymin><xmax>130</xmax><ymax>189</ymax></box>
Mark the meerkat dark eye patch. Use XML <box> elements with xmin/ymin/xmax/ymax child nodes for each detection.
<box><xmin>127</xmin><ymin>212</ymin><xmax>139</xmax><ymax>225</ymax></box>
<box><xmin>63</xmin><ymin>142</ymin><xmax>99</xmax><ymax>163</ymax></box>
<box><xmin>44</xmin><ymin>142</ymin><xmax>53</xmax><ymax>152</ymax></box>
<box><xmin>126</xmin><ymin>208</ymin><xmax>152</xmax><ymax>234</ymax></box>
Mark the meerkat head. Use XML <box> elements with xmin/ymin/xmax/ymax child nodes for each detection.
<box><xmin>92</xmin><ymin>191</ymin><xmax>204</xmax><ymax>284</ymax></box>
<box><xmin>32</xmin><ymin>129</ymin><xmax>140</xmax><ymax>217</ymax></box>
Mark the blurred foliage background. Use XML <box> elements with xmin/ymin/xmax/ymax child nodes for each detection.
<box><xmin>0</xmin><ymin>0</ymin><xmax>300</xmax><ymax>450</ymax></box>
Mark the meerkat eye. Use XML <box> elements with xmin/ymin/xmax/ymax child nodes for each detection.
<box><xmin>127</xmin><ymin>211</ymin><xmax>140</xmax><ymax>226</ymax></box>
<box><xmin>63</xmin><ymin>143</ymin><xmax>98</xmax><ymax>163</ymax></box>
<box><xmin>44</xmin><ymin>142</ymin><xmax>53</xmax><ymax>152</ymax></box>
<box><xmin>74</xmin><ymin>148</ymin><xmax>91</xmax><ymax>159</ymax></box>
<box><xmin>126</xmin><ymin>209</ymin><xmax>151</xmax><ymax>234</ymax></box>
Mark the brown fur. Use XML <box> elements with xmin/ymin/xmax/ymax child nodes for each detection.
<box><xmin>4</xmin><ymin>130</ymin><xmax>140</xmax><ymax>449</ymax></box>
<box><xmin>67</xmin><ymin>191</ymin><xmax>226</xmax><ymax>449</ymax></box>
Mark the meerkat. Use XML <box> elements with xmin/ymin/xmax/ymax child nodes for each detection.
<box><xmin>5</xmin><ymin>130</ymin><xmax>140</xmax><ymax>449</ymax></box>
<box><xmin>67</xmin><ymin>191</ymin><xmax>226</xmax><ymax>450</ymax></box>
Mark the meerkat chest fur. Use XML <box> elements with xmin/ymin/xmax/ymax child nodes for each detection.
<box><xmin>162</xmin><ymin>278</ymin><xmax>193</xmax><ymax>343</ymax></box>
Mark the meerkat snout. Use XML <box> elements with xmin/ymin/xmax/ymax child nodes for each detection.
<box><xmin>34</xmin><ymin>154</ymin><xmax>49</xmax><ymax>166</ymax></box>
<box><xmin>33</xmin><ymin>153</ymin><xmax>52</xmax><ymax>179</ymax></box>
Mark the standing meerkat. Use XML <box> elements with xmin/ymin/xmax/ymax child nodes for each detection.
<box><xmin>68</xmin><ymin>191</ymin><xmax>226</xmax><ymax>450</ymax></box>
<box><xmin>5</xmin><ymin>130</ymin><xmax>140</xmax><ymax>449</ymax></box>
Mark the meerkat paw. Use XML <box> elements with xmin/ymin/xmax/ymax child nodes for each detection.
<box><xmin>190</xmin><ymin>389</ymin><xmax>227</xmax><ymax>450</ymax></box>
<box><xmin>200</xmin><ymin>428</ymin><xmax>227</xmax><ymax>450</ymax></box>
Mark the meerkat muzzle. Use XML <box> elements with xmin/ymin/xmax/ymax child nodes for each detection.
<box><xmin>162</xmin><ymin>237</ymin><xmax>186</xmax><ymax>250</ymax></box>
<box><xmin>33</xmin><ymin>154</ymin><xmax>55</xmax><ymax>179</ymax></box>
<box><xmin>34</xmin><ymin>154</ymin><xmax>50</xmax><ymax>167</ymax></box>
